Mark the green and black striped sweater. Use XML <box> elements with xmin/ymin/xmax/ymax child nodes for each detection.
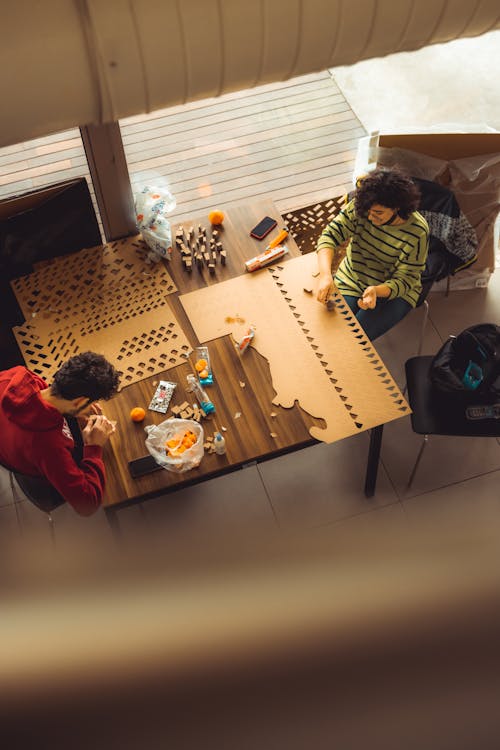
<box><xmin>317</xmin><ymin>200</ymin><xmax>429</xmax><ymax>308</ymax></box>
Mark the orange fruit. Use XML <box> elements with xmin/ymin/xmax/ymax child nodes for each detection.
<box><xmin>208</xmin><ymin>210</ymin><xmax>224</xmax><ymax>225</ymax></box>
<box><xmin>130</xmin><ymin>407</ymin><xmax>146</xmax><ymax>422</ymax></box>
<box><xmin>199</xmin><ymin>369</ymin><xmax>209</xmax><ymax>379</ymax></box>
<box><xmin>166</xmin><ymin>438</ymin><xmax>179</xmax><ymax>448</ymax></box>
<box><xmin>195</xmin><ymin>358</ymin><xmax>207</xmax><ymax>372</ymax></box>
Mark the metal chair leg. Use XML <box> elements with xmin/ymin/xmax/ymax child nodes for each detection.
<box><xmin>407</xmin><ymin>435</ymin><xmax>429</xmax><ymax>489</ymax></box>
<box><xmin>417</xmin><ymin>299</ymin><xmax>429</xmax><ymax>356</ymax></box>
<box><xmin>48</xmin><ymin>512</ymin><xmax>56</xmax><ymax>546</ymax></box>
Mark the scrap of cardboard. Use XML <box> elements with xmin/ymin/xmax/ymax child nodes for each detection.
<box><xmin>179</xmin><ymin>253</ymin><xmax>409</xmax><ymax>443</ymax></box>
<box><xmin>13</xmin><ymin>300</ymin><xmax>192</xmax><ymax>388</ymax></box>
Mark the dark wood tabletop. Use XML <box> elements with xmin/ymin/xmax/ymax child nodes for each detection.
<box><xmin>102</xmin><ymin>199</ymin><xmax>325</xmax><ymax>510</ymax></box>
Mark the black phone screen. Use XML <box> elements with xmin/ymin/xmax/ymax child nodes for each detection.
<box><xmin>128</xmin><ymin>455</ymin><xmax>162</xmax><ymax>478</ymax></box>
<box><xmin>250</xmin><ymin>216</ymin><xmax>277</xmax><ymax>240</ymax></box>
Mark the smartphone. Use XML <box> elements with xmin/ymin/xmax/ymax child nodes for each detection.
<box><xmin>128</xmin><ymin>454</ymin><xmax>163</xmax><ymax>478</ymax></box>
<box><xmin>250</xmin><ymin>216</ymin><xmax>277</xmax><ymax>240</ymax></box>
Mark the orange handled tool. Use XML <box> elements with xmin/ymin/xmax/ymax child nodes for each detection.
<box><xmin>266</xmin><ymin>229</ymin><xmax>288</xmax><ymax>250</ymax></box>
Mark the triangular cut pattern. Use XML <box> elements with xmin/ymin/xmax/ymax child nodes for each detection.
<box><xmin>335</xmin><ymin>386</ymin><xmax>342</xmax><ymax>392</ymax></box>
<box><xmin>355</xmin><ymin>422</ymin><xmax>363</xmax><ymax>429</ymax></box>
<box><xmin>330</xmin><ymin>378</ymin><xmax>338</xmax><ymax>384</ymax></box>
<box><xmin>375</xmin><ymin>366</ymin><xmax>383</xmax><ymax>371</ymax></box>
<box><xmin>285</xmin><ymin>297</ymin><xmax>292</xmax><ymax>302</ymax></box>
<box><xmin>303</xmin><ymin>328</ymin><xmax>310</xmax><ymax>334</ymax></box>
<box><xmin>325</xmin><ymin>369</ymin><xmax>332</xmax><ymax>375</ymax></box>
<box><xmin>320</xmin><ymin>360</ymin><xmax>327</xmax><ymax>366</ymax></box>
<box><xmin>345</xmin><ymin>404</ymin><xmax>352</xmax><ymax>410</ymax></box>
<box><xmin>306</xmin><ymin>336</ymin><xmax>314</xmax><ymax>342</ymax></box>
<box><xmin>311</xmin><ymin>344</ymin><xmax>319</xmax><ymax>350</ymax></box>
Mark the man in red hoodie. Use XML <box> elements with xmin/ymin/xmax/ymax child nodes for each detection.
<box><xmin>0</xmin><ymin>352</ymin><xmax>120</xmax><ymax>516</ymax></box>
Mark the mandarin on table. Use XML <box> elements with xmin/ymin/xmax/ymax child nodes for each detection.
<box><xmin>130</xmin><ymin>407</ymin><xmax>146</xmax><ymax>422</ymax></box>
<box><xmin>208</xmin><ymin>210</ymin><xmax>224</xmax><ymax>225</ymax></box>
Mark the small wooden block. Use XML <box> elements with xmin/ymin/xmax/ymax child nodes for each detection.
<box><xmin>220</xmin><ymin>250</ymin><xmax>227</xmax><ymax>265</ymax></box>
<box><xmin>171</xmin><ymin>405</ymin><xmax>182</xmax><ymax>416</ymax></box>
<box><xmin>179</xmin><ymin>401</ymin><xmax>190</xmax><ymax>411</ymax></box>
<box><xmin>303</xmin><ymin>286</ymin><xmax>313</xmax><ymax>294</ymax></box>
<box><xmin>180</xmin><ymin>410</ymin><xmax>190</xmax><ymax>419</ymax></box>
<box><xmin>185</xmin><ymin>258</ymin><xmax>192</xmax><ymax>272</ymax></box>
<box><xmin>215</xmin><ymin>242</ymin><xmax>223</xmax><ymax>253</ymax></box>
<box><xmin>212</xmin><ymin>229</ymin><xmax>219</xmax><ymax>240</ymax></box>
<box><xmin>208</xmin><ymin>262</ymin><xmax>215</xmax><ymax>274</ymax></box>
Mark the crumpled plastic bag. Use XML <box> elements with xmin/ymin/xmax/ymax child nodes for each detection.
<box><xmin>135</xmin><ymin>186</ymin><xmax>176</xmax><ymax>261</ymax></box>
<box><xmin>145</xmin><ymin>418</ymin><xmax>204</xmax><ymax>473</ymax></box>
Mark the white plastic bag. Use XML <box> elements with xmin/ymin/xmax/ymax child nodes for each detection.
<box><xmin>145</xmin><ymin>418</ymin><xmax>204</xmax><ymax>473</ymax></box>
<box><xmin>135</xmin><ymin>186</ymin><xmax>176</xmax><ymax>261</ymax></box>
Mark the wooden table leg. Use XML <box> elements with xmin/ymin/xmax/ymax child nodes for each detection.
<box><xmin>364</xmin><ymin>425</ymin><xmax>383</xmax><ymax>498</ymax></box>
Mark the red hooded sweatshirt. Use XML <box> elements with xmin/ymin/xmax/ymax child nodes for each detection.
<box><xmin>0</xmin><ymin>366</ymin><xmax>105</xmax><ymax>516</ymax></box>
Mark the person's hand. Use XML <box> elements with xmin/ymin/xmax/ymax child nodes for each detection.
<box><xmin>82</xmin><ymin>414</ymin><xmax>117</xmax><ymax>447</ymax></box>
<box><xmin>317</xmin><ymin>274</ymin><xmax>335</xmax><ymax>305</ymax></box>
<box><xmin>358</xmin><ymin>286</ymin><xmax>377</xmax><ymax>310</ymax></box>
<box><xmin>77</xmin><ymin>401</ymin><xmax>103</xmax><ymax>429</ymax></box>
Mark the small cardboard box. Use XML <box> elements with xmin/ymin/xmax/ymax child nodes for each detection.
<box><xmin>375</xmin><ymin>133</ymin><xmax>500</xmax><ymax>290</ymax></box>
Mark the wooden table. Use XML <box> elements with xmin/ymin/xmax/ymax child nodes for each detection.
<box><xmin>102</xmin><ymin>199</ymin><xmax>385</xmax><ymax>527</ymax></box>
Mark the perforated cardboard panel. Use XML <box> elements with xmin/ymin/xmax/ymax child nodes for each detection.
<box><xmin>10</xmin><ymin>236</ymin><xmax>190</xmax><ymax>388</ymax></box>
<box><xmin>11</xmin><ymin>236</ymin><xmax>176</xmax><ymax>319</ymax></box>
<box><xmin>180</xmin><ymin>253</ymin><xmax>409</xmax><ymax>443</ymax></box>
<box><xmin>13</xmin><ymin>301</ymin><xmax>192</xmax><ymax>388</ymax></box>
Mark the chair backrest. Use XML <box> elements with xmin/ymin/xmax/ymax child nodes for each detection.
<box><xmin>0</xmin><ymin>459</ymin><xmax>65</xmax><ymax>514</ymax></box>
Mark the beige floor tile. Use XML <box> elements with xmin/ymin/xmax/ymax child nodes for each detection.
<box><xmin>402</xmin><ymin>468</ymin><xmax>500</xmax><ymax>528</ymax></box>
<box><xmin>257</xmin><ymin>434</ymin><xmax>399</xmax><ymax>530</ymax></box>
<box><xmin>380</xmin><ymin>415</ymin><xmax>500</xmax><ymax>499</ymax></box>
<box><xmin>138</xmin><ymin>464</ymin><xmax>277</xmax><ymax>538</ymax></box>
<box><xmin>426</xmin><ymin>270</ymin><xmax>500</xmax><ymax>342</ymax></box>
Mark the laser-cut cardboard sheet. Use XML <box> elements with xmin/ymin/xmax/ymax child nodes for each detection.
<box><xmin>11</xmin><ymin>236</ymin><xmax>189</xmax><ymax>389</ymax></box>
<box><xmin>11</xmin><ymin>236</ymin><xmax>176</xmax><ymax>320</ymax></box>
<box><xmin>180</xmin><ymin>253</ymin><xmax>409</xmax><ymax>443</ymax></box>
<box><xmin>13</xmin><ymin>300</ymin><xmax>192</xmax><ymax>388</ymax></box>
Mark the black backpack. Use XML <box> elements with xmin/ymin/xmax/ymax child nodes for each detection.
<box><xmin>430</xmin><ymin>324</ymin><xmax>500</xmax><ymax>399</ymax></box>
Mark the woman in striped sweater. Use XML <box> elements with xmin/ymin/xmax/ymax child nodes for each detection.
<box><xmin>316</xmin><ymin>169</ymin><xmax>429</xmax><ymax>341</ymax></box>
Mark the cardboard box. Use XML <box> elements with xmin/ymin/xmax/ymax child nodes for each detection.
<box><xmin>374</xmin><ymin>133</ymin><xmax>500</xmax><ymax>290</ymax></box>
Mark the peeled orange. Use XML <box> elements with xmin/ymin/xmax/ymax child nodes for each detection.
<box><xmin>195</xmin><ymin>358</ymin><xmax>207</xmax><ymax>372</ymax></box>
<box><xmin>208</xmin><ymin>210</ymin><xmax>224</xmax><ymax>225</ymax></box>
<box><xmin>130</xmin><ymin>407</ymin><xmax>146</xmax><ymax>422</ymax></box>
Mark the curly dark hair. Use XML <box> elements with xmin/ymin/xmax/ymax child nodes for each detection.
<box><xmin>51</xmin><ymin>352</ymin><xmax>120</xmax><ymax>401</ymax></box>
<box><xmin>355</xmin><ymin>168</ymin><xmax>420</xmax><ymax>220</ymax></box>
